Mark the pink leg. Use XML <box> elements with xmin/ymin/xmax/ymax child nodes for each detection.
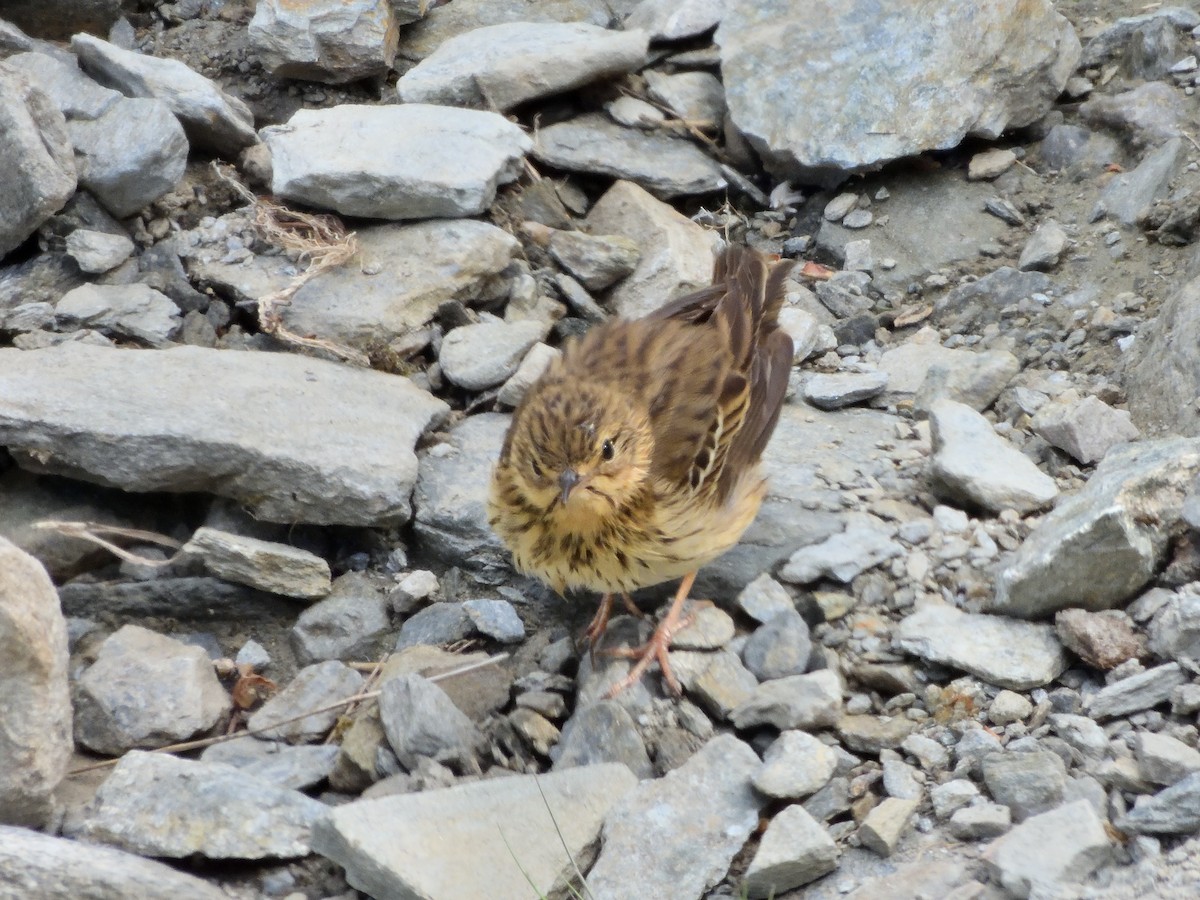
<box><xmin>603</xmin><ymin>572</ymin><xmax>697</xmax><ymax>698</ymax></box>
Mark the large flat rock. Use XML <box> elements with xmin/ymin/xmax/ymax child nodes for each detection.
<box><xmin>0</xmin><ymin>344</ymin><xmax>448</xmax><ymax>526</ymax></box>
<box><xmin>313</xmin><ymin>763</ymin><xmax>638</xmax><ymax>899</ymax></box>
<box><xmin>717</xmin><ymin>0</ymin><xmax>1080</xmax><ymax>182</ymax></box>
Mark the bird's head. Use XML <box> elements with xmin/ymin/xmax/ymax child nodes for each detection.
<box><xmin>508</xmin><ymin>378</ymin><xmax>654</xmax><ymax>519</ymax></box>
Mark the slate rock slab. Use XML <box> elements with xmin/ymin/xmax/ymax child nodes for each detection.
<box><xmin>0</xmin><ymin>825</ymin><xmax>228</xmax><ymax>900</ymax></box>
<box><xmin>0</xmin><ymin>538</ymin><xmax>71</xmax><ymax>828</ymax></box>
<box><xmin>718</xmin><ymin>0</ymin><xmax>1080</xmax><ymax>182</ymax></box>
<box><xmin>992</xmin><ymin>437</ymin><xmax>1200</xmax><ymax>618</ymax></box>
<box><xmin>397</xmin><ymin>21</ymin><xmax>647</xmax><ymax>111</ymax></box>
<box><xmin>74</xmin><ymin>750</ymin><xmax>326</xmax><ymax>859</ymax></box>
<box><xmin>0</xmin><ymin>344</ymin><xmax>449</xmax><ymax>527</ymax></box>
<box><xmin>313</xmin><ymin>763</ymin><xmax>638</xmax><ymax>900</ymax></box>
<box><xmin>586</xmin><ymin>734</ymin><xmax>767</xmax><ymax>899</ymax></box>
<box><xmin>262</xmin><ymin>104</ymin><xmax>531</xmax><ymax>219</ymax></box>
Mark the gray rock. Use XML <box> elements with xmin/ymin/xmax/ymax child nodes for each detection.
<box><xmin>292</xmin><ymin>572</ymin><xmax>390</xmax><ymax>664</ymax></box>
<box><xmin>736</xmin><ymin>573</ymin><xmax>795</xmax><ymax>624</ymax></box>
<box><xmin>533</xmin><ymin>114</ymin><xmax>727</xmax><ymax>199</ymax></box>
<box><xmin>553</xmin><ymin>699</ymin><xmax>653</xmax><ymax>778</ymax></box>
<box><xmin>440</xmin><ymin>319</ymin><xmax>546</xmax><ymax>391</ymax></box>
<box><xmin>397</xmin><ymin>22</ymin><xmax>647</xmax><ymax>111</ymax></box>
<box><xmin>1082</xmin><ymin>7</ymin><xmax>1200</xmax><ymax>67</ymax></box>
<box><xmin>931</xmin><ymin>779</ymin><xmax>980</xmax><ymax>820</ymax></box>
<box><xmin>911</xmin><ymin>349</ymin><xmax>1019</xmax><ymax>416</ymax></box>
<box><xmin>1133</xmin><ymin>732</ymin><xmax>1200</xmax><ymax>786</ymax></box>
<box><xmin>983</xmin><ymin>800</ymin><xmax>1112</xmax><ymax>898</ymax></box>
<box><xmin>1038</xmin><ymin>123</ymin><xmax>1120</xmax><ymax>173</ymax></box>
<box><xmin>413</xmin><ymin>412</ymin><xmax>510</xmax><ymax>569</ymax></box>
<box><xmin>64</xmin><ymin>228</ymin><xmax>134</xmax><ymax>274</ymax></box>
<box><xmin>624</xmin><ymin>0</ymin><xmax>724</xmax><ymax>41</ymax></box>
<box><xmin>54</xmin><ymin>283</ymin><xmax>180</xmax><ymax>346</ymax></box>
<box><xmin>587</xmin><ymin>734</ymin><xmax>766</xmax><ymax>899</ymax></box>
<box><xmin>1018</xmin><ymin>219</ymin><xmax>1068</xmax><ymax>271</ymax></box>
<box><xmin>236</xmin><ymin>638</ymin><xmax>272</xmax><ymax>670</ymax></box>
<box><xmin>1125</xmin><ymin>277</ymin><xmax>1200</xmax><ymax>438</ymax></box>
<box><xmin>4</xmin><ymin>49</ymin><xmax>121</xmax><ymax>124</ymax></box>
<box><xmin>933</xmin><ymin>267</ymin><xmax>1053</xmax><ymax>333</ymax></box>
<box><xmin>1048</xmin><ymin>713</ymin><xmax>1110</xmax><ymax>758</ymax></box>
<box><xmin>463</xmin><ymin>598</ymin><xmax>526</xmax><ymax>643</ymax></box>
<box><xmin>262</xmin><ymin>104</ymin><xmax>531</xmax><ymax>219</ymax></box>
<box><xmin>183</xmin><ymin>526</ymin><xmax>331</xmax><ymax>600</ymax></box>
<box><xmin>982</xmin><ymin>750</ymin><xmax>1067</xmax><ymax>821</ymax></box>
<box><xmin>929</xmin><ymin>399</ymin><xmax>1058</xmax><ymax>514</ymax></box>
<box><xmin>1032</xmin><ymin>394</ymin><xmax>1140</xmax><ymax>465</ymax></box>
<box><xmin>741</xmin><ymin>608</ymin><xmax>811</xmax><ymax>681</ymax></box>
<box><xmin>1148</xmin><ymin>590</ymin><xmax>1200</xmax><ymax>665</ymax></box>
<box><xmin>395</xmin><ymin>603</ymin><xmax>471</xmax><ymax>652</ymax></box>
<box><xmin>882</xmin><ymin>751</ymin><xmax>923</xmax><ymax>800</ymax></box>
<box><xmin>248</xmin><ymin>660</ymin><xmax>363</xmax><ymax>743</ymax></box>
<box><xmin>0</xmin><ymin>539</ymin><xmax>71</xmax><ymax>828</ymax></box>
<box><xmin>992</xmin><ymin>438</ymin><xmax>1200</xmax><ymax>618</ymax></box>
<box><xmin>671</xmin><ymin>605</ymin><xmax>734</xmax><ymax>650</ymax></box>
<box><xmin>498</xmin><ymin>342</ymin><xmax>561</xmax><ymax>407</ymax></box>
<box><xmin>1091</xmin><ymin>136</ymin><xmax>1186</xmax><ymax>225</ymax></box>
<box><xmin>200</xmin><ymin>737</ymin><xmax>340</xmax><ymax>791</ymax></box>
<box><xmin>718</xmin><ymin>0</ymin><xmax>1078</xmax><ymax>181</ymax></box>
<box><xmin>583</xmin><ymin>180</ymin><xmax>719</xmax><ymax>319</ymax></box>
<box><xmin>248</xmin><ymin>0</ymin><xmax>398</xmax><ymax>83</ymax></box>
<box><xmin>988</xmin><ymin>690</ymin><xmax>1033</xmax><ymax>725</ymax></box>
<box><xmin>818</xmin><ymin>171</ymin><xmax>1008</xmax><ymax>293</ymax></box>
<box><xmin>74</xmin><ymin>750</ymin><xmax>326</xmax><ymax>859</ymax></box>
<box><xmin>859</xmin><ymin>796</ymin><xmax>919</xmax><ymax>856</ymax></box>
<box><xmin>803</xmin><ymin>371</ymin><xmax>888</xmax><ymax>410</ymax></box>
<box><xmin>645</xmin><ymin>69</ymin><xmax>725</xmax><ymax>124</ymax></box>
<box><xmin>314</xmin><ymin>763</ymin><xmax>638</xmax><ymax>899</ymax></box>
<box><xmin>0</xmin><ymin>344</ymin><xmax>448</xmax><ymax>526</ymax></box>
<box><xmin>606</xmin><ymin>93</ymin><xmax>667</xmax><ymax>128</ymax></box>
<box><xmin>779</xmin><ymin>514</ymin><xmax>903</xmax><ymax>584</ymax></box>
<box><xmin>836</xmin><ymin>714</ymin><xmax>919</xmax><ymax>754</ymax></box>
<box><xmin>74</xmin><ymin>624</ymin><xmax>230</xmax><ymax>756</ymax></box>
<box><xmin>281</xmin><ymin>219</ymin><xmax>519</xmax><ymax>351</ymax></box>
<box><xmin>742</xmin><ymin>805</ymin><xmax>839</xmax><ymax>897</ymax></box>
<box><xmin>1117</xmin><ymin>771</ymin><xmax>1200</xmax><ymax>834</ymax></box>
<box><xmin>949</xmin><ymin>803</ymin><xmax>1012</xmax><ymax>840</ymax></box>
<box><xmin>895</xmin><ymin>604</ymin><xmax>1066</xmax><ymax>690</ymax></box>
<box><xmin>66</xmin><ymin>96</ymin><xmax>187</xmax><ymax>218</ymax></box>
<box><xmin>0</xmin><ymin>825</ymin><xmax>228</xmax><ymax>900</ymax></box>
<box><xmin>397</xmin><ymin>0</ymin><xmax>615</xmax><ymax>61</ymax></box>
<box><xmin>730</xmin><ymin>669</ymin><xmax>843</xmax><ymax>731</ymax></box>
<box><xmin>1088</xmin><ymin>663</ymin><xmax>1187</xmax><ymax>720</ymax></box>
<box><xmin>903</xmin><ymin>733</ymin><xmax>950</xmax><ymax>772</ymax></box>
<box><xmin>71</xmin><ymin>32</ymin><xmax>257</xmax><ymax>155</ymax></box>
<box><xmin>378</xmin><ymin>673</ymin><xmax>483</xmax><ymax>770</ymax></box>
<box><xmin>672</xmin><ymin>648</ymin><xmax>759</xmax><ymax>721</ymax></box>
<box><xmin>1081</xmin><ymin>83</ymin><xmax>1187</xmax><ymax>152</ymax></box>
<box><xmin>547</xmin><ymin>230</ymin><xmax>641</xmax><ymax>293</ymax></box>
<box><xmin>0</xmin><ymin>64</ymin><xmax>76</xmax><ymax>259</ymax></box>
<box><xmin>753</xmin><ymin>730</ymin><xmax>837</xmax><ymax>799</ymax></box>
<box><xmin>968</xmin><ymin>148</ymin><xmax>1017</xmax><ymax>180</ymax></box>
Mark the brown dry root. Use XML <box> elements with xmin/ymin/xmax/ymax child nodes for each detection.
<box><xmin>211</xmin><ymin>161</ymin><xmax>367</xmax><ymax>366</ymax></box>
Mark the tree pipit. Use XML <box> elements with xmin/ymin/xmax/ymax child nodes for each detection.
<box><xmin>488</xmin><ymin>245</ymin><xmax>793</xmax><ymax>696</ymax></box>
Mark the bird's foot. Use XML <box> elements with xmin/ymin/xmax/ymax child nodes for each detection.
<box><xmin>581</xmin><ymin>593</ymin><xmax>615</xmax><ymax>662</ymax></box>
<box><xmin>602</xmin><ymin>598</ymin><xmax>700</xmax><ymax>698</ymax></box>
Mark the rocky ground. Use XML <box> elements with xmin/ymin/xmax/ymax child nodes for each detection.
<box><xmin>3</xmin><ymin>0</ymin><xmax>1200</xmax><ymax>898</ymax></box>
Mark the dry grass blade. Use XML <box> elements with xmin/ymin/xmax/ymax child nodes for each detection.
<box><xmin>32</xmin><ymin>520</ymin><xmax>183</xmax><ymax>567</ymax></box>
<box><xmin>66</xmin><ymin>652</ymin><xmax>509</xmax><ymax>775</ymax></box>
<box><xmin>210</xmin><ymin>162</ymin><xmax>367</xmax><ymax>366</ymax></box>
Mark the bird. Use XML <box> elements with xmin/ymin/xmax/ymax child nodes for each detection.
<box><xmin>487</xmin><ymin>244</ymin><xmax>794</xmax><ymax>697</ymax></box>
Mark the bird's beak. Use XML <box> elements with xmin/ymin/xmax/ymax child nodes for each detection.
<box><xmin>559</xmin><ymin>468</ymin><xmax>580</xmax><ymax>505</ymax></box>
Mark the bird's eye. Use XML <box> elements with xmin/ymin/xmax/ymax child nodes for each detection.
<box><xmin>601</xmin><ymin>439</ymin><xmax>615</xmax><ymax>461</ymax></box>
<box><xmin>531</xmin><ymin>459</ymin><xmax>544</xmax><ymax>478</ymax></box>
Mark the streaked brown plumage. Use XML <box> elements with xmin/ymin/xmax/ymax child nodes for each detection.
<box><xmin>487</xmin><ymin>245</ymin><xmax>793</xmax><ymax>695</ymax></box>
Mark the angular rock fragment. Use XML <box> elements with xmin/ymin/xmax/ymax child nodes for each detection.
<box><xmin>249</xmin><ymin>0</ymin><xmax>399</xmax><ymax>83</ymax></box>
<box><xmin>398</xmin><ymin>22</ymin><xmax>647</xmax><ymax>111</ymax></box>
<box><xmin>262</xmin><ymin>104</ymin><xmax>531</xmax><ymax>219</ymax></box>
<box><xmin>718</xmin><ymin>0</ymin><xmax>1079</xmax><ymax>181</ymax></box>
<box><xmin>0</xmin><ymin>344</ymin><xmax>449</xmax><ymax>527</ymax></box>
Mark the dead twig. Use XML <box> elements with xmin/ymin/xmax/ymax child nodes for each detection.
<box><xmin>66</xmin><ymin>652</ymin><xmax>509</xmax><ymax>776</ymax></box>
<box><xmin>31</xmin><ymin>521</ymin><xmax>183</xmax><ymax>568</ymax></box>
<box><xmin>210</xmin><ymin>162</ymin><xmax>367</xmax><ymax>366</ymax></box>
